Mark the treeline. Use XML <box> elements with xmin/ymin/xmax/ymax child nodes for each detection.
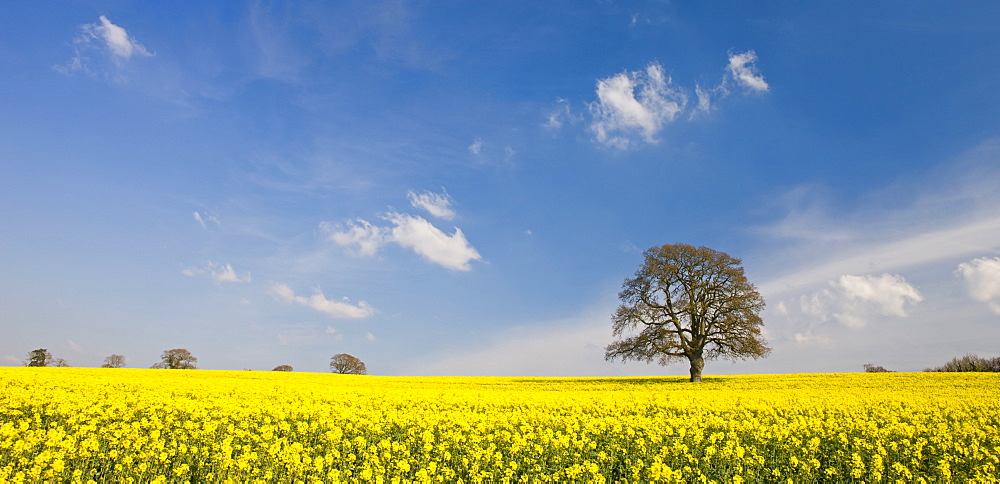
<box><xmin>924</xmin><ymin>354</ymin><xmax>1000</xmax><ymax>372</ymax></box>
<box><xmin>18</xmin><ymin>348</ymin><xmax>367</xmax><ymax>374</ymax></box>
<box><xmin>865</xmin><ymin>353</ymin><xmax>1000</xmax><ymax>373</ymax></box>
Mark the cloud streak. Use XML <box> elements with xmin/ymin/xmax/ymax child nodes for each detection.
<box><xmin>193</xmin><ymin>211</ymin><xmax>220</xmax><ymax>228</ymax></box>
<box><xmin>182</xmin><ymin>262</ymin><xmax>251</xmax><ymax>285</ymax></box>
<box><xmin>269</xmin><ymin>283</ymin><xmax>375</xmax><ymax>319</ymax></box>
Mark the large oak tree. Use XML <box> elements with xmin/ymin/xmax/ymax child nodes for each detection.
<box><xmin>330</xmin><ymin>353</ymin><xmax>367</xmax><ymax>375</ymax></box>
<box><xmin>151</xmin><ymin>348</ymin><xmax>198</xmax><ymax>369</ymax></box>
<box><xmin>605</xmin><ymin>244</ymin><xmax>770</xmax><ymax>382</ymax></box>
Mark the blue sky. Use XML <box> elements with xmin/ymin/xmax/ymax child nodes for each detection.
<box><xmin>2</xmin><ymin>1</ymin><xmax>1000</xmax><ymax>375</ymax></box>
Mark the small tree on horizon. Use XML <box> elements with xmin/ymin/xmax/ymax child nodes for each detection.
<box><xmin>863</xmin><ymin>363</ymin><xmax>892</xmax><ymax>373</ymax></box>
<box><xmin>101</xmin><ymin>354</ymin><xmax>126</xmax><ymax>368</ymax></box>
<box><xmin>330</xmin><ymin>353</ymin><xmax>367</xmax><ymax>375</ymax></box>
<box><xmin>151</xmin><ymin>349</ymin><xmax>198</xmax><ymax>369</ymax></box>
<box><xmin>605</xmin><ymin>244</ymin><xmax>770</xmax><ymax>382</ymax></box>
<box><xmin>24</xmin><ymin>348</ymin><xmax>55</xmax><ymax>367</ymax></box>
<box><xmin>272</xmin><ymin>365</ymin><xmax>293</xmax><ymax>372</ymax></box>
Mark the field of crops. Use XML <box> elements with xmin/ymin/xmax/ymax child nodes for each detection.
<box><xmin>1</xmin><ymin>368</ymin><xmax>998</xmax><ymax>483</ymax></box>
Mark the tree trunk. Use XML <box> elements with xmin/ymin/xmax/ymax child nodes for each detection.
<box><xmin>689</xmin><ymin>355</ymin><xmax>705</xmax><ymax>383</ymax></box>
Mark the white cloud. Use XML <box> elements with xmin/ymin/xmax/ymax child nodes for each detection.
<box><xmin>212</xmin><ymin>263</ymin><xmax>252</xmax><ymax>284</ymax></box>
<box><xmin>407</xmin><ymin>189</ymin><xmax>456</xmax><ymax>220</ymax></box>
<box><xmin>795</xmin><ymin>273</ymin><xmax>922</xmax><ymax>329</ymax></box>
<box><xmin>325</xmin><ymin>193</ymin><xmax>481</xmax><ymax>272</ymax></box>
<box><xmin>726</xmin><ymin>50</ymin><xmax>769</xmax><ymax>92</ymax></box>
<box><xmin>1</xmin><ymin>355</ymin><xmax>19</xmax><ymax>364</ymax></box>
<box><xmin>365</xmin><ymin>332</ymin><xmax>377</xmax><ymax>342</ymax></box>
<box><xmin>957</xmin><ymin>256</ymin><xmax>1000</xmax><ymax>314</ymax></box>
<box><xmin>385</xmin><ymin>212</ymin><xmax>481</xmax><ymax>271</ymax></box>
<box><xmin>89</xmin><ymin>16</ymin><xmax>151</xmax><ymax>61</ymax></box>
<box><xmin>584</xmin><ymin>52</ymin><xmax>770</xmax><ymax>148</ymax></box>
<box><xmin>58</xmin><ymin>16</ymin><xmax>152</xmax><ymax>77</ymax></box>
<box><xmin>269</xmin><ymin>282</ymin><xmax>375</xmax><ymax>319</ymax></box>
<box><xmin>838</xmin><ymin>274</ymin><xmax>922</xmax><ymax>318</ymax></box>
<box><xmin>468</xmin><ymin>138</ymin><xmax>483</xmax><ymax>155</ymax></box>
<box><xmin>182</xmin><ymin>261</ymin><xmax>251</xmax><ymax>285</ymax></box>
<box><xmin>323</xmin><ymin>219</ymin><xmax>387</xmax><ymax>257</ymax></box>
<box><xmin>589</xmin><ymin>61</ymin><xmax>687</xmax><ymax>149</ymax></box>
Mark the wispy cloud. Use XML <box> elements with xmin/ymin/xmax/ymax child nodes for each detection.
<box><xmin>57</xmin><ymin>16</ymin><xmax>153</xmax><ymax>79</ymax></box>
<box><xmin>1</xmin><ymin>355</ymin><xmax>19</xmax><ymax>364</ymax></box>
<box><xmin>757</xmin><ymin>139</ymin><xmax>1000</xmax><ymax>296</ymax></box>
<box><xmin>182</xmin><ymin>262</ymin><xmax>251</xmax><ymax>285</ymax></box>
<box><xmin>408</xmin><ymin>304</ymin><xmax>615</xmax><ymax>376</ymax></box>
<box><xmin>247</xmin><ymin>1</ymin><xmax>309</xmax><ymax>83</ymax></box>
<box><xmin>544</xmin><ymin>98</ymin><xmax>579</xmax><ymax>130</ymax></box>
<box><xmin>468</xmin><ymin>138</ymin><xmax>483</xmax><ymax>155</ymax></box>
<box><xmin>193</xmin><ymin>211</ymin><xmax>221</xmax><ymax>228</ymax></box>
<box><xmin>269</xmin><ymin>282</ymin><xmax>375</xmax><ymax>319</ymax></box>
<box><xmin>691</xmin><ymin>50</ymin><xmax>768</xmax><ymax>119</ymax></box>
<box><xmin>325</xmin><ymin>325</ymin><xmax>345</xmax><ymax>341</ymax></box>
<box><xmin>408</xmin><ymin>189</ymin><xmax>456</xmax><ymax>220</ymax></box>
<box><xmin>67</xmin><ymin>340</ymin><xmax>85</xmax><ymax>353</ymax></box>
<box><xmin>957</xmin><ymin>257</ymin><xmax>1000</xmax><ymax>314</ymax></box>
<box><xmin>692</xmin><ymin>84</ymin><xmax>714</xmax><ymax>117</ymax></box>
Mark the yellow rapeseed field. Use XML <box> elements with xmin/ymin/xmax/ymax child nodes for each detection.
<box><xmin>0</xmin><ymin>368</ymin><xmax>997</xmax><ymax>483</ymax></box>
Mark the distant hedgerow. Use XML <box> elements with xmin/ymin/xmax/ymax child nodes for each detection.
<box><xmin>925</xmin><ymin>354</ymin><xmax>1000</xmax><ymax>372</ymax></box>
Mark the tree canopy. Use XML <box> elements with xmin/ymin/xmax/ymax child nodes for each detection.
<box><xmin>151</xmin><ymin>349</ymin><xmax>198</xmax><ymax>369</ymax></box>
<box><xmin>101</xmin><ymin>354</ymin><xmax>126</xmax><ymax>368</ymax></box>
<box><xmin>24</xmin><ymin>348</ymin><xmax>54</xmax><ymax>367</ymax></box>
<box><xmin>330</xmin><ymin>353</ymin><xmax>367</xmax><ymax>375</ymax></box>
<box><xmin>605</xmin><ymin>243</ymin><xmax>770</xmax><ymax>382</ymax></box>
<box><xmin>272</xmin><ymin>365</ymin><xmax>293</xmax><ymax>372</ymax></box>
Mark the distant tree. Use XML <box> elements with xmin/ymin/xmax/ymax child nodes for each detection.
<box><xmin>272</xmin><ymin>365</ymin><xmax>294</xmax><ymax>372</ymax></box>
<box><xmin>330</xmin><ymin>353</ymin><xmax>367</xmax><ymax>375</ymax></box>
<box><xmin>24</xmin><ymin>348</ymin><xmax>54</xmax><ymax>367</ymax></box>
<box><xmin>54</xmin><ymin>358</ymin><xmax>70</xmax><ymax>367</ymax></box>
<box><xmin>101</xmin><ymin>354</ymin><xmax>126</xmax><ymax>368</ymax></box>
<box><xmin>605</xmin><ymin>244</ymin><xmax>770</xmax><ymax>382</ymax></box>
<box><xmin>925</xmin><ymin>354</ymin><xmax>1000</xmax><ymax>372</ymax></box>
<box><xmin>151</xmin><ymin>348</ymin><xmax>198</xmax><ymax>369</ymax></box>
<box><xmin>863</xmin><ymin>363</ymin><xmax>892</xmax><ymax>373</ymax></box>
